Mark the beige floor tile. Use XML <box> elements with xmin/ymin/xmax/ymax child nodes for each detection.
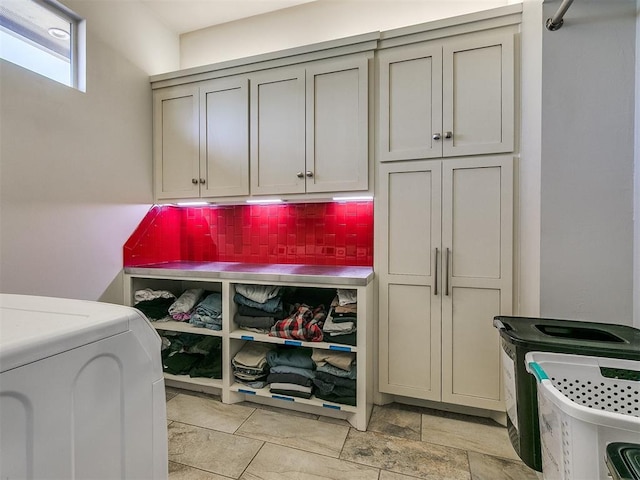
<box><xmin>238</xmin><ymin>400</ymin><xmax>319</xmax><ymax>421</ymax></box>
<box><xmin>421</xmin><ymin>413</ymin><xmax>518</xmax><ymax>461</ymax></box>
<box><xmin>367</xmin><ymin>405</ymin><xmax>422</xmax><ymax>441</ymax></box>
<box><xmin>167</xmin><ymin>393</ymin><xmax>255</xmax><ymax>433</ymax></box>
<box><xmin>169</xmin><ymin>461</ymin><xmax>234</xmax><ymax>479</ymax></box>
<box><xmin>467</xmin><ymin>451</ymin><xmax>539</xmax><ymax>480</ymax></box>
<box><xmin>379</xmin><ymin>471</ymin><xmax>425</xmax><ymax>480</ymax></box>
<box><xmin>166</xmin><ymin>388</ymin><xmax>180</xmax><ymax>402</ymax></box>
<box><xmin>168</xmin><ymin>422</ymin><xmax>263</xmax><ymax>478</ymax></box>
<box><xmin>239</xmin><ymin>442</ymin><xmax>379</xmax><ymax>480</ymax></box>
<box><xmin>235</xmin><ymin>409</ymin><xmax>350</xmax><ymax>458</ymax></box>
<box><xmin>341</xmin><ymin>429</ymin><xmax>470</xmax><ymax>480</ymax></box>
<box><xmin>317</xmin><ymin>415</ymin><xmax>352</xmax><ymax>427</ymax></box>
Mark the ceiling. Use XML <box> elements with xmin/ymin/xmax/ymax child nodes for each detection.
<box><xmin>140</xmin><ymin>0</ymin><xmax>318</xmax><ymax>35</ymax></box>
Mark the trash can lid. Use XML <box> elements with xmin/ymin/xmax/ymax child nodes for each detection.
<box><xmin>606</xmin><ymin>443</ymin><xmax>640</xmax><ymax>480</ymax></box>
<box><xmin>493</xmin><ymin>316</ymin><xmax>640</xmax><ymax>360</ymax></box>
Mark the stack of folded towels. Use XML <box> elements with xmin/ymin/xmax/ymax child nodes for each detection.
<box><xmin>322</xmin><ymin>289</ymin><xmax>358</xmax><ymax>345</ymax></box>
<box><xmin>234</xmin><ymin>284</ymin><xmax>285</xmax><ymax>333</ymax></box>
<box><xmin>312</xmin><ymin>348</ymin><xmax>357</xmax><ymax>406</ymax></box>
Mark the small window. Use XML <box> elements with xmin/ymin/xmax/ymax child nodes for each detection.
<box><xmin>0</xmin><ymin>0</ymin><xmax>85</xmax><ymax>91</ymax></box>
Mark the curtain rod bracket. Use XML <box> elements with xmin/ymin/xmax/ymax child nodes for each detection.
<box><xmin>545</xmin><ymin>17</ymin><xmax>564</xmax><ymax>31</ymax></box>
<box><xmin>545</xmin><ymin>0</ymin><xmax>575</xmax><ymax>31</ymax></box>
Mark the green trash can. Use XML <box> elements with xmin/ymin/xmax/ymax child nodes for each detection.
<box><xmin>606</xmin><ymin>443</ymin><xmax>640</xmax><ymax>480</ymax></box>
<box><xmin>493</xmin><ymin>316</ymin><xmax>640</xmax><ymax>472</ymax></box>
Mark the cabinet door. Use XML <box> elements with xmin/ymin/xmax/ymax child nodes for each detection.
<box><xmin>442</xmin><ymin>31</ymin><xmax>514</xmax><ymax>157</ymax></box>
<box><xmin>378</xmin><ymin>44</ymin><xmax>443</xmax><ymax>162</ymax></box>
<box><xmin>250</xmin><ymin>66</ymin><xmax>306</xmax><ymax>195</ymax></box>
<box><xmin>440</xmin><ymin>157</ymin><xmax>513</xmax><ymax>411</ymax></box>
<box><xmin>305</xmin><ymin>56</ymin><xmax>369</xmax><ymax>193</ymax></box>
<box><xmin>200</xmin><ymin>77</ymin><xmax>249</xmax><ymax>198</ymax></box>
<box><xmin>378</xmin><ymin>161</ymin><xmax>442</xmax><ymax>400</ymax></box>
<box><xmin>153</xmin><ymin>84</ymin><xmax>200</xmax><ymax>200</ymax></box>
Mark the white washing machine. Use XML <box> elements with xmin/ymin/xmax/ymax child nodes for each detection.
<box><xmin>0</xmin><ymin>294</ymin><xmax>168</xmax><ymax>479</ymax></box>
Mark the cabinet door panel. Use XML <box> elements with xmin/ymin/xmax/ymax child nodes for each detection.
<box><xmin>450</xmin><ymin>165</ymin><xmax>502</xmax><ymax>279</ymax></box>
<box><xmin>382</xmin><ymin>284</ymin><xmax>441</xmax><ymax>400</ymax></box>
<box><xmin>378</xmin><ymin>44</ymin><xmax>442</xmax><ymax>161</ymax></box>
<box><xmin>387</xmin><ymin>170</ymin><xmax>435</xmax><ymax>276</ymax></box>
<box><xmin>442</xmin><ymin>31</ymin><xmax>514</xmax><ymax>156</ymax></box>
<box><xmin>441</xmin><ymin>157</ymin><xmax>513</xmax><ymax>411</ymax></box>
<box><xmin>306</xmin><ymin>57</ymin><xmax>368</xmax><ymax>193</ymax></box>
<box><xmin>200</xmin><ymin>78</ymin><xmax>249</xmax><ymax>198</ymax></box>
<box><xmin>250</xmin><ymin>67</ymin><xmax>306</xmax><ymax>195</ymax></box>
<box><xmin>444</xmin><ymin>287</ymin><xmax>502</xmax><ymax>405</ymax></box>
<box><xmin>153</xmin><ymin>85</ymin><xmax>200</xmax><ymax>200</ymax></box>
<box><xmin>378</xmin><ymin>161</ymin><xmax>441</xmax><ymax>400</ymax></box>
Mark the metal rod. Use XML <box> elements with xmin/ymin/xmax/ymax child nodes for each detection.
<box><xmin>445</xmin><ymin>248</ymin><xmax>450</xmax><ymax>296</ymax></box>
<box><xmin>434</xmin><ymin>248</ymin><xmax>439</xmax><ymax>296</ymax></box>
<box><xmin>546</xmin><ymin>0</ymin><xmax>575</xmax><ymax>31</ymax></box>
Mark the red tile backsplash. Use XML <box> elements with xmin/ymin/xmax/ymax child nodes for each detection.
<box><xmin>124</xmin><ymin>201</ymin><xmax>373</xmax><ymax>267</ymax></box>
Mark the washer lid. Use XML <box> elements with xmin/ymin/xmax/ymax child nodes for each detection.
<box><xmin>0</xmin><ymin>294</ymin><xmax>136</xmax><ymax>372</ymax></box>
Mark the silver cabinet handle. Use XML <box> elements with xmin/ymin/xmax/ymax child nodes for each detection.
<box><xmin>432</xmin><ymin>133</ymin><xmax>441</xmax><ymax>141</ymax></box>
<box><xmin>434</xmin><ymin>248</ymin><xmax>439</xmax><ymax>296</ymax></box>
<box><xmin>445</xmin><ymin>247</ymin><xmax>450</xmax><ymax>296</ymax></box>
<box><xmin>296</xmin><ymin>172</ymin><xmax>304</xmax><ymax>178</ymax></box>
<box><xmin>191</xmin><ymin>178</ymin><xmax>198</xmax><ymax>185</ymax></box>
<box><xmin>444</xmin><ymin>131</ymin><xmax>453</xmax><ymax>139</ymax></box>
<box><xmin>305</xmin><ymin>171</ymin><xmax>313</xmax><ymax>178</ymax></box>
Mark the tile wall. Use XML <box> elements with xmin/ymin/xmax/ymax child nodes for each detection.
<box><xmin>124</xmin><ymin>201</ymin><xmax>373</xmax><ymax>267</ymax></box>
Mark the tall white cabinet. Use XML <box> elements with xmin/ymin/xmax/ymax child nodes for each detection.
<box><xmin>376</xmin><ymin>14</ymin><xmax>519</xmax><ymax>413</ymax></box>
<box><xmin>378</xmin><ymin>158</ymin><xmax>513</xmax><ymax>411</ymax></box>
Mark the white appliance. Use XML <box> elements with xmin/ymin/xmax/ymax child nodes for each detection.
<box><xmin>0</xmin><ymin>294</ymin><xmax>168</xmax><ymax>479</ymax></box>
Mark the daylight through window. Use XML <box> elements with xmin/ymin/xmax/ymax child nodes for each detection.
<box><xmin>0</xmin><ymin>0</ymin><xmax>85</xmax><ymax>90</ymax></box>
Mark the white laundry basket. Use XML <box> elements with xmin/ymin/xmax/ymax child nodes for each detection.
<box><xmin>525</xmin><ymin>352</ymin><xmax>640</xmax><ymax>480</ymax></box>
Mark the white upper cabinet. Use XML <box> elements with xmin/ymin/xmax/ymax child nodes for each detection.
<box><xmin>250</xmin><ymin>56</ymin><xmax>370</xmax><ymax>196</ymax></box>
<box><xmin>153</xmin><ymin>77</ymin><xmax>249</xmax><ymax>201</ymax></box>
<box><xmin>200</xmin><ymin>78</ymin><xmax>250</xmax><ymax>198</ymax></box>
<box><xmin>250</xmin><ymin>66</ymin><xmax>307</xmax><ymax>196</ymax></box>
<box><xmin>305</xmin><ymin>57</ymin><xmax>369</xmax><ymax>193</ymax></box>
<box><xmin>153</xmin><ymin>84</ymin><xmax>201</xmax><ymax>200</ymax></box>
<box><xmin>378</xmin><ymin>28</ymin><xmax>515</xmax><ymax>162</ymax></box>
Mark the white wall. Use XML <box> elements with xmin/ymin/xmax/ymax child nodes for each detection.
<box><xmin>518</xmin><ymin>0</ymin><xmax>543</xmax><ymax>316</ymax></box>
<box><xmin>635</xmin><ymin>0</ymin><xmax>640</xmax><ymax>329</ymax></box>
<box><xmin>0</xmin><ymin>1</ymin><xmax>179</xmax><ymax>303</ymax></box>
<box><xmin>539</xmin><ymin>0</ymin><xmax>636</xmax><ymax>324</ymax></box>
<box><xmin>180</xmin><ymin>0</ymin><xmax>511</xmax><ymax>68</ymax></box>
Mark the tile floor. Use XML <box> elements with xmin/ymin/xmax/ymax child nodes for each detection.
<box><xmin>165</xmin><ymin>387</ymin><xmax>540</xmax><ymax>480</ymax></box>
